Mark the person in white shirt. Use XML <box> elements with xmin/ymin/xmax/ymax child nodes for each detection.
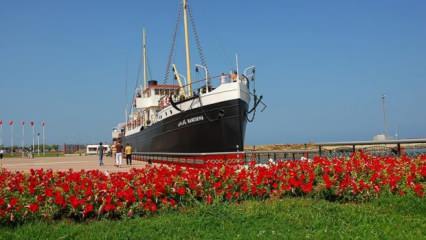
<box><xmin>220</xmin><ymin>73</ymin><xmax>227</xmax><ymax>84</ymax></box>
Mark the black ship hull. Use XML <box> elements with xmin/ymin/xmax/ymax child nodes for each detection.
<box><xmin>122</xmin><ymin>99</ymin><xmax>248</xmax><ymax>153</ymax></box>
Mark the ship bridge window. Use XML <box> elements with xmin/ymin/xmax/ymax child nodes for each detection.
<box><xmin>155</xmin><ymin>89</ymin><xmax>160</xmax><ymax>95</ymax></box>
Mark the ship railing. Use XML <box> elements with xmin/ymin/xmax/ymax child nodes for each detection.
<box><xmin>165</xmin><ymin>73</ymin><xmax>244</xmax><ymax>101</ymax></box>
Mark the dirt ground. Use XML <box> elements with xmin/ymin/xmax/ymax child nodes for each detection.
<box><xmin>0</xmin><ymin>155</ymin><xmax>149</xmax><ymax>172</ymax></box>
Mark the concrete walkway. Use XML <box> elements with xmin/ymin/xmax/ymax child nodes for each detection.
<box><xmin>0</xmin><ymin>155</ymin><xmax>149</xmax><ymax>172</ymax></box>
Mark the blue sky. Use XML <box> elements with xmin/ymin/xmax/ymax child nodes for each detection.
<box><xmin>0</xmin><ymin>0</ymin><xmax>425</xmax><ymax>146</ymax></box>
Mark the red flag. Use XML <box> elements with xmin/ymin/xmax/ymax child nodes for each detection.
<box><xmin>0</xmin><ymin>120</ymin><xmax>2</xmax><ymax>126</ymax></box>
<box><xmin>30</xmin><ymin>121</ymin><xmax>34</xmax><ymax>127</ymax></box>
<box><xmin>9</xmin><ymin>120</ymin><xmax>14</xmax><ymax>126</ymax></box>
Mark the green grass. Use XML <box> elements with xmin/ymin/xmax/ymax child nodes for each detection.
<box><xmin>1</xmin><ymin>194</ymin><xmax>425</xmax><ymax>240</ymax></box>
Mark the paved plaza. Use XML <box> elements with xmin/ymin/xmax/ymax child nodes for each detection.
<box><xmin>0</xmin><ymin>155</ymin><xmax>149</xmax><ymax>172</ymax></box>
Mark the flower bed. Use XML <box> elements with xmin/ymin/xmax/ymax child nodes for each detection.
<box><xmin>0</xmin><ymin>152</ymin><xmax>425</xmax><ymax>224</ymax></box>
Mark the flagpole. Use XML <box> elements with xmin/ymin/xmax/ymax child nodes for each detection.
<box><xmin>11</xmin><ymin>122</ymin><xmax>14</xmax><ymax>156</ymax></box>
<box><xmin>21</xmin><ymin>121</ymin><xmax>25</xmax><ymax>158</ymax></box>
<box><xmin>0</xmin><ymin>123</ymin><xmax>3</xmax><ymax>147</ymax></box>
<box><xmin>0</xmin><ymin>121</ymin><xmax>2</xmax><ymax>169</ymax></box>
<box><xmin>42</xmin><ymin>122</ymin><xmax>45</xmax><ymax>156</ymax></box>
<box><xmin>31</xmin><ymin>122</ymin><xmax>35</xmax><ymax>154</ymax></box>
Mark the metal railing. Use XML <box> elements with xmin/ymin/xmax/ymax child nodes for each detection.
<box><xmin>131</xmin><ymin>139</ymin><xmax>426</xmax><ymax>166</ymax></box>
<box><xmin>317</xmin><ymin>138</ymin><xmax>426</xmax><ymax>157</ymax></box>
<box><xmin>243</xmin><ymin>150</ymin><xmax>318</xmax><ymax>163</ymax></box>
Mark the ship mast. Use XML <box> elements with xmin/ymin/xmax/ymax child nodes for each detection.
<box><xmin>183</xmin><ymin>0</ymin><xmax>192</xmax><ymax>97</ymax></box>
<box><xmin>143</xmin><ymin>28</ymin><xmax>148</xmax><ymax>91</ymax></box>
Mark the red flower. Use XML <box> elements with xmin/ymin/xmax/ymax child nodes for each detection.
<box><xmin>301</xmin><ymin>182</ymin><xmax>313</xmax><ymax>193</ymax></box>
<box><xmin>176</xmin><ymin>187</ymin><xmax>186</xmax><ymax>196</ymax></box>
<box><xmin>272</xmin><ymin>182</ymin><xmax>278</xmax><ymax>189</ymax></box>
<box><xmin>54</xmin><ymin>192</ymin><xmax>65</xmax><ymax>207</ymax></box>
<box><xmin>150</xmin><ymin>203</ymin><xmax>157</xmax><ymax>212</ymax></box>
<box><xmin>169</xmin><ymin>198</ymin><xmax>177</xmax><ymax>207</ymax></box>
<box><xmin>8</xmin><ymin>198</ymin><xmax>18</xmax><ymax>208</ymax></box>
<box><xmin>206</xmin><ymin>195</ymin><xmax>213</xmax><ymax>204</ymax></box>
<box><xmin>373</xmin><ymin>185</ymin><xmax>380</xmax><ymax>193</ymax></box>
<box><xmin>84</xmin><ymin>204</ymin><xmax>94</xmax><ymax>216</ymax></box>
<box><xmin>104</xmin><ymin>203</ymin><xmax>115</xmax><ymax>212</ymax></box>
<box><xmin>45</xmin><ymin>188</ymin><xmax>53</xmax><ymax>197</ymax></box>
<box><xmin>413</xmin><ymin>184</ymin><xmax>424</xmax><ymax>198</ymax></box>
<box><xmin>323</xmin><ymin>174</ymin><xmax>332</xmax><ymax>189</ymax></box>
<box><xmin>28</xmin><ymin>203</ymin><xmax>39</xmax><ymax>213</ymax></box>
<box><xmin>69</xmin><ymin>196</ymin><xmax>80</xmax><ymax>209</ymax></box>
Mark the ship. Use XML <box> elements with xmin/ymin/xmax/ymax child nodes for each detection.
<box><xmin>112</xmin><ymin>0</ymin><xmax>265</xmax><ymax>153</ymax></box>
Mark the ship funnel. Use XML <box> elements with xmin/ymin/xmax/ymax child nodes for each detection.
<box><xmin>148</xmin><ymin>80</ymin><xmax>158</xmax><ymax>87</ymax></box>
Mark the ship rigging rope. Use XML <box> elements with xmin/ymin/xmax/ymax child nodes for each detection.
<box><xmin>187</xmin><ymin>2</ymin><xmax>209</xmax><ymax>76</ymax></box>
<box><xmin>164</xmin><ymin>0</ymin><xmax>209</xmax><ymax>84</ymax></box>
<box><xmin>163</xmin><ymin>3</ymin><xmax>183</xmax><ymax>84</ymax></box>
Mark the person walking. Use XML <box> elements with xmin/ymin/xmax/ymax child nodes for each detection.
<box><xmin>115</xmin><ymin>142</ymin><xmax>123</xmax><ymax>167</ymax></box>
<box><xmin>97</xmin><ymin>142</ymin><xmax>104</xmax><ymax>166</ymax></box>
<box><xmin>0</xmin><ymin>149</ymin><xmax>4</xmax><ymax>160</ymax></box>
<box><xmin>111</xmin><ymin>141</ymin><xmax>117</xmax><ymax>159</ymax></box>
<box><xmin>125</xmin><ymin>143</ymin><xmax>133</xmax><ymax>165</ymax></box>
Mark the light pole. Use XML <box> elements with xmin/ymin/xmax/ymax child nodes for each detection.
<box><xmin>37</xmin><ymin>133</ymin><xmax>40</xmax><ymax>155</ymax></box>
<box><xmin>31</xmin><ymin>121</ymin><xmax>35</xmax><ymax>154</ymax></box>
<box><xmin>381</xmin><ymin>94</ymin><xmax>388</xmax><ymax>139</ymax></box>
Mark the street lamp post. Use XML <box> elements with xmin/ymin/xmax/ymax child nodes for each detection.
<box><xmin>37</xmin><ymin>133</ymin><xmax>40</xmax><ymax>156</ymax></box>
<box><xmin>31</xmin><ymin>121</ymin><xmax>35</xmax><ymax>154</ymax></box>
<box><xmin>381</xmin><ymin>94</ymin><xmax>388</xmax><ymax>139</ymax></box>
